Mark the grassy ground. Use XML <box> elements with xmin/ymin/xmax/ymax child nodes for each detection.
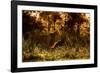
<box><xmin>22</xmin><ymin>39</ymin><xmax>90</xmax><ymax>62</ymax></box>
<box><xmin>22</xmin><ymin>31</ymin><xmax>90</xmax><ymax>62</ymax></box>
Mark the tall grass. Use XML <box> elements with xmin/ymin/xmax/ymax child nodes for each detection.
<box><xmin>22</xmin><ymin>31</ymin><xmax>90</xmax><ymax>62</ymax></box>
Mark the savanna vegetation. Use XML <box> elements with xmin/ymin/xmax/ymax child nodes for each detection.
<box><xmin>22</xmin><ymin>10</ymin><xmax>90</xmax><ymax>62</ymax></box>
